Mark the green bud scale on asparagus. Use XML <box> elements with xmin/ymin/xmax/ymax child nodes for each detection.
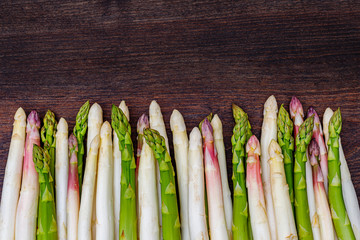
<box><xmin>73</xmin><ymin>100</ymin><xmax>90</xmax><ymax>195</ymax></box>
<box><xmin>327</xmin><ymin>108</ymin><xmax>355</xmax><ymax>240</ymax></box>
<box><xmin>33</xmin><ymin>144</ymin><xmax>57</xmax><ymax>240</ymax></box>
<box><xmin>231</xmin><ymin>104</ymin><xmax>252</xmax><ymax>240</ymax></box>
<box><xmin>294</xmin><ymin>116</ymin><xmax>314</xmax><ymax>240</ymax></box>
<box><xmin>277</xmin><ymin>104</ymin><xmax>295</xmax><ymax>213</ymax></box>
<box><xmin>41</xmin><ymin>110</ymin><xmax>57</xmax><ymax>187</ymax></box>
<box><xmin>111</xmin><ymin>104</ymin><xmax>137</xmax><ymax>240</ymax></box>
<box><xmin>144</xmin><ymin>128</ymin><xmax>181</xmax><ymax>240</ymax></box>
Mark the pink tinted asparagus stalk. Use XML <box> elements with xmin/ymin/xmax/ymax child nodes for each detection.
<box><xmin>67</xmin><ymin>134</ymin><xmax>80</xmax><ymax>240</ymax></box>
<box><xmin>136</xmin><ymin>114</ymin><xmax>149</xmax><ymax>179</ymax></box>
<box><xmin>201</xmin><ymin>118</ymin><xmax>229</xmax><ymax>239</ymax></box>
<box><xmin>246</xmin><ymin>135</ymin><xmax>271</xmax><ymax>240</ymax></box>
<box><xmin>15</xmin><ymin>111</ymin><xmax>41</xmax><ymax>240</ymax></box>
<box><xmin>307</xmin><ymin>107</ymin><xmax>328</xmax><ymax>193</ymax></box>
<box><xmin>290</xmin><ymin>96</ymin><xmax>304</xmax><ymax>138</ymax></box>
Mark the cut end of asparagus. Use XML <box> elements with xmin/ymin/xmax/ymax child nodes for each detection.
<box><xmin>119</xmin><ymin>100</ymin><xmax>130</xmax><ymax>120</ymax></box>
<box><xmin>28</xmin><ymin>110</ymin><xmax>41</xmax><ymax>129</ymax></box>
<box><xmin>189</xmin><ymin>127</ymin><xmax>202</xmax><ymax>149</ymax></box>
<box><xmin>308</xmin><ymin>139</ymin><xmax>320</xmax><ymax>166</ymax></box>
<box><xmin>69</xmin><ymin>133</ymin><xmax>78</xmax><ymax>158</ymax></box>
<box><xmin>329</xmin><ymin>108</ymin><xmax>342</xmax><ymax>136</ymax></box>
<box><xmin>289</xmin><ymin>96</ymin><xmax>304</xmax><ymax>120</ymax></box>
<box><xmin>201</xmin><ymin>118</ymin><xmax>214</xmax><ymax>143</ymax></box>
<box><xmin>137</xmin><ymin>113</ymin><xmax>150</xmax><ymax>134</ymax></box>
<box><xmin>263</xmin><ymin>95</ymin><xmax>278</xmax><ymax>115</ymax></box>
<box><xmin>268</xmin><ymin>139</ymin><xmax>282</xmax><ymax>160</ymax></box>
<box><xmin>170</xmin><ymin>109</ymin><xmax>186</xmax><ymax>132</ymax></box>
<box><xmin>246</xmin><ymin>135</ymin><xmax>260</xmax><ymax>156</ymax></box>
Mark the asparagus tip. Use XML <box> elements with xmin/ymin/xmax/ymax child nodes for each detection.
<box><xmin>307</xmin><ymin>106</ymin><xmax>321</xmax><ymax>124</ymax></box>
<box><xmin>289</xmin><ymin>96</ymin><xmax>304</xmax><ymax>119</ymax></box>
<box><xmin>137</xmin><ymin>113</ymin><xmax>149</xmax><ymax>134</ymax></box>
<box><xmin>246</xmin><ymin>135</ymin><xmax>260</xmax><ymax>155</ymax></box>
<box><xmin>28</xmin><ymin>110</ymin><xmax>41</xmax><ymax>128</ymax></box>
<box><xmin>69</xmin><ymin>133</ymin><xmax>78</xmax><ymax>152</ymax></box>
<box><xmin>201</xmin><ymin>118</ymin><xmax>213</xmax><ymax>141</ymax></box>
<box><xmin>308</xmin><ymin>139</ymin><xmax>320</xmax><ymax>166</ymax></box>
<box><xmin>268</xmin><ymin>139</ymin><xmax>282</xmax><ymax>160</ymax></box>
<box><xmin>264</xmin><ymin>95</ymin><xmax>278</xmax><ymax>114</ymax></box>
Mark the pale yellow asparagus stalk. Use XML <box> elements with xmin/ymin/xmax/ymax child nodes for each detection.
<box><xmin>211</xmin><ymin>114</ymin><xmax>232</xmax><ymax>238</ymax></box>
<box><xmin>87</xmin><ymin>103</ymin><xmax>103</xmax><ymax>239</ymax></box>
<box><xmin>260</xmin><ymin>95</ymin><xmax>278</xmax><ymax>240</ymax></box>
<box><xmin>188</xmin><ymin>127</ymin><xmax>209</xmax><ymax>240</ymax></box>
<box><xmin>268</xmin><ymin>140</ymin><xmax>297</xmax><ymax>240</ymax></box>
<box><xmin>170</xmin><ymin>109</ymin><xmax>190</xmax><ymax>240</ymax></box>
<box><xmin>78</xmin><ymin>135</ymin><xmax>100</xmax><ymax>240</ymax></box>
<box><xmin>149</xmin><ymin>100</ymin><xmax>169</xmax><ymax>238</ymax></box>
<box><xmin>113</xmin><ymin>100</ymin><xmax>129</xmax><ymax>240</ymax></box>
<box><xmin>323</xmin><ymin>108</ymin><xmax>360</xmax><ymax>238</ymax></box>
<box><xmin>0</xmin><ymin>108</ymin><xmax>26</xmax><ymax>240</ymax></box>
<box><xmin>55</xmin><ymin>118</ymin><xmax>69</xmax><ymax>240</ymax></box>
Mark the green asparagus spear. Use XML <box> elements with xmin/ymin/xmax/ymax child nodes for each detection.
<box><xmin>231</xmin><ymin>104</ymin><xmax>252</xmax><ymax>240</ymax></box>
<box><xmin>144</xmin><ymin>128</ymin><xmax>181</xmax><ymax>240</ymax></box>
<box><xmin>111</xmin><ymin>104</ymin><xmax>137</xmax><ymax>240</ymax></box>
<box><xmin>328</xmin><ymin>108</ymin><xmax>355</xmax><ymax>240</ymax></box>
<box><xmin>33</xmin><ymin>144</ymin><xmax>57</xmax><ymax>240</ymax></box>
<box><xmin>277</xmin><ymin>104</ymin><xmax>295</xmax><ymax>213</ymax></box>
<box><xmin>73</xmin><ymin>100</ymin><xmax>90</xmax><ymax>195</ymax></box>
<box><xmin>294</xmin><ymin>116</ymin><xmax>314</xmax><ymax>240</ymax></box>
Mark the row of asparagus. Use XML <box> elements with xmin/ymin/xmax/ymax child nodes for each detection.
<box><xmin>0</xmin><ymin>96</ymin><xmax>359</xmax><ymax>240</ymax></box>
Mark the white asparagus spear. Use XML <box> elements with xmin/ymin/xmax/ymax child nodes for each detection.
<box><xmin>138</xmin><ymin>141</ymin><xmax>160</xmax><ymax>240</ymax></box>
<box><xmin>170</xmin><ymin>109</ymin><xmax>190</xmax><ymax>240</ymax></box>
<box><xmin>323</xmin><ymin>108</ymin><xmax>360</xmax><ymax>239</ymax></box>
<box><xmin>268</xmin><ymin>140</ymin><xmax>297</xmax><ymax>240</ymax></box>
<box><xmin>87</xmin><ymin>103</ymin><xmax>103</xmax><ymax>239</ymax></box>
<box><xmin>78</xmin><ymin>135</ymin><xmax>100</xmax><ymax>240</ymax></box>
<box><xmin>260</xmin><ymin>95</ymin><xmax>278</xmax><ymax>240</ymax></box>
<box><xmin>211</xmin><ymin>114</ymin><xmax>233</xmax><ymax>238</ymax></box>
<box><xmin>96</xmin><ymin>122</ymin><xmax>114</xmax><ymax>239</ymax></box>
<box><xmin>55</xmin><ymin>118</ymin><xmax>69</xmax><ymax>240</ymax></box>
<box><xmin>15</xmin><ymin>111</ymin><xmax>41</xmax><ymax>240</ymax></box>
<box><xmin>149</xmin><ymin>100</ymin><xmax>169</xmax><ymax>239</ymax></box>
<box><xmin>247</xmin><ymin>135</ymin><xmax>271</xmax><ymax>240</ymax></box>
<box><xmin>113</xmin><ymin>100</ymin><xmax>129</xmax><ymax>240</ymax></box>
<box><xmin>0</xmin><ymin>108</ymin><xmax>26</xmax><ymax>240</ymax></box>
<box><xmin>188</xmin><ymin>127</ymin><xmax>209</xmax><ymax>240</ymax></box>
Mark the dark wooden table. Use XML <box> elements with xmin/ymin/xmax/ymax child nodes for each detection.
<box><xmin>1</xmin><ymin>1</ymin><xmax>359</xmax><ymax>201</ymax></box>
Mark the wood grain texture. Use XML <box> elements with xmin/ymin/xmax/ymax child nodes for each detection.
<box><xmin>0</xmin><ymin>1</ymin><xmax>359</xmax><ymax>203</ymax></box>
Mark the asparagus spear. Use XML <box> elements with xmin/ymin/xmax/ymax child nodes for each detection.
<box><xmin>67</xmin><ymin>134</ymin><xmax>80</xmax><ymax>240</ymax></box>
<box><xmin>246</xmin><ymin>135</ymin><xmax>271</xmax><ymax>240</ymax></box>
<box><xmin>144</xmin><ymin>128</ymin><xmax>181</xmax><ymax>240</ymax></box>
<box><xmin>73</xmin><ymin>100</ymin><xmax>90</xmax><ymax>196</ymax></box>
<box><xmin>41</xmin><ymin>110</ymin><xmax>57</xmax><ymax>185</ymax></box>
<box><xmin>201</xmin><ymin>118</ymin><xmax>229</xmax><ymax>239</ymax></box>
<box><xmin>136</xmin><ymin>113</ymin><xmax>149</xmax><ymax>180</ymax></box>
<box><xmin>231</xmin><ymin>104</ymin><xmax>252</xmax><ymax>240</ymax></box>
<box><xmin>33</xmin><ymin>144</ymin><xmax>58</xmax><ymax>240</ymax></box>
<box><xmin>268</xmin><ymin>140</ymin><xmax>297</xmax><ymax>239</ymax></box>
<box><xmin>188</xmin><ymin>127</ymin><xmax>209</xmax><ymax>240</ymax></box>
<box><xmin>15</xmin><ymin>110</ymin><xmax>41</xmax><ymax>240</ymax></box>
<box><xmin>55</xmin><ymin>118</ymin><xmax>69</xmax><ymax>240</ymax></box>
<box><xmin>308</xmin><ymin>139</ymin><xmax>335</xmax><ymax>240</ymax></box>
<box><xmin>327</xmin><ymin>108</ymin><xmax>355</xmax><ymax>240</ymax></box>
<box><xmin>111</xmin><ymin>105</ymin><xmax>137</xmax><ymax>240</ymax></box>
<box><xmin>0</xmin><ymin>108</ymin><xmax>26</xmax><ymax>240</ymax></box>
<box><xmin>170</xmin><ymin>109</ymin><xmax>190</xmax><ymax>240</ymax></box>
<box><xmin>323</xmin><ymin>108</ymin><xmax>360</xmax><ymax>238</ymax></box>
<box><xmin>294</xmin><ymin>115</ymin><xmax>314</xmax><ymax>240</ymax></box>
<box><xmin>277</xmin><ymin>104</ymin><xmax>295</xmax><ymax>213</ymax></box>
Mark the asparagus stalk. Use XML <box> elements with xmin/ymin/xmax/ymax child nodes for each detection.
<box><xmin>138</xmin><ymin>136</ymin><xmax>160</xmax><ymax>240</ymax></box>
<box><xmin>201</xmin><ymin>118</ymin><xmax>229</xmax><ymax>239</ymax></box>
<box><xmin>294</xmin><ymin>115</ymin><xmax>314</xmax><ymax>240</ymax></box>
<box><xmin>170</xmin><ymin>109</ymin><xmax>190</xmax><ymax>240</ymax></box>
<box><xmin>327</xmin><ymin>108</ymin><xmax>355</xmax><ymax>239</ymax></box>
<box><xmin>67</xmin><ymin>134</ymin><xmax>80</xmax><ymax>240</ymax></box>
<box><xmin>323</xmin><ymin>108</ymin><xmax>360</xmax><ymax>238</ymax></box>
<box><xmin>73</xmin><ymin>100</ymin><xmax>90</xmax><ymax>196</ymax></box>
<box><xmin>231</xmin><ymin>104</ymin><xmax>252</xmax><ymax>240</ymax></box>
<box><xmin>260</xmin><ymin>95</ymin><xmax>278</xmax><ymax>240</ymax></box>
<box><xmin>277</xmin><ymin>104</ymin><xmax>295</xmax><ymax>213</ymax></box>
<box><xmin>96</xmin><ymin>122</ymin><xmax>114</xmax><ymax>239</ymax></box>
<box><xmin>113</xmin><ymin>100</ymin><xmax>130</xmax><ymax>240</ymax></box>
<box><xmin>307</xmin><ymin>107</ymin><xmax>328</xmax><ymax>193</ymax></box>
<box><xmin>33</xmin><ymin>144</ymin><xmax>57</xmax><ymax>240</ymax></box>
<box><xmin>111</xmin><ymin>105</ymin><xmax>137</xmax><ymax>240</ymax></box>
<box><xmin>211</xmin><ymin>114</ymin><xmax>233</xmax><ymax>238</ymax></box>
<box><xmin>144</xmin><ymin>128</ymin><xmax>181</xmax><ymax>240</ymax></box>
<box><xmin>0</xmin><ymin>108</ymin><xmax>26</xmax><ymax>240</ymax></box>
<box><xmin>188</xmin><ymin>127</ymin><xmax>209</xmax><ymax>240</ymax></box>
<box><xmin>136</xmin><ymin>113</ymin><xmax>149</xmax><ymax>180</ymax></box>
<box><xmin>246</xmin><ymin>135</ymin><xmax>271</xmax><ymax>240</ymax></box>
<box><xmin>308</xmin><ymin>139</ymin><xmax>335</xmax><ymax>240</ymax></box>
<box><xmin>78</xmin><ymin>135</ymin><xmax>100</xmax><ymax>240</ymax></box>
<box><xmin>15</xmin><ymin>111</ymin><xmax>41</xmax><ymax>240</ymax></box>
<box><xmin>55</xmin><ymin>118</ymin><xmax>69</xmax><ymax>240</ymax></box>
<box><xmin>268</xmin><ymin>140</ymin><xmax>297</xmax><ymax>239</ymax></box>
